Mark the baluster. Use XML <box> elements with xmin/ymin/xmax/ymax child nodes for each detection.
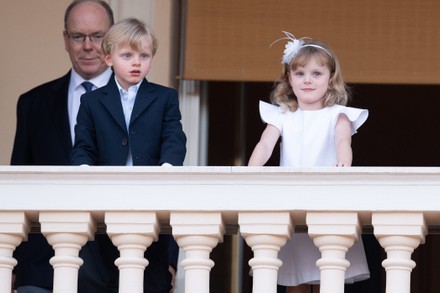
<box><xmin>40</xmin><ymin>212</ymin><xmax>96</xmax><ymax>293</ymax></box>
<box><xmin>239</xmin><ymin>212</ymin><xmax>292</xmax><ymax>293</ymax></box>
<box><xmin>170</xmin><ymin>212</ymin><xmax>224</xmax><ymax>293</ymax></box>
<box><xmin>373</xmin><ymin>212</ymin><xmax>427</xmax><ymax>293</ymax></box>
<box><xmin>0</xmin><ymin>212</ymin><xmax>30</xmax><ymax>293</ymax></box>
<box><xmin>307</xmin><ymin>212</ymin><xmax>360</xmax><ymax>293</ymax></box>
<box><xmin>105</xmin><ymin>212</ymin><xmax>159</xmax><ymax>293</ymax></box>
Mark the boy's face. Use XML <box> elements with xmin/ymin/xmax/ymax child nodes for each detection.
<box><xmin>105</xmin><ymin>36</ymin><xmax>153</xmax><ymax>91</ymax></box>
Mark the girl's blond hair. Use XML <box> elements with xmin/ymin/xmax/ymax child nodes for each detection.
<box><xmin>271</xmin><ymin>40</ymin><xmax>349</xmax><ymax>112</ymax></box>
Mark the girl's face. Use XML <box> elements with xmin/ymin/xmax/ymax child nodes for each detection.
<box><xmin>105</xmin><ymin>36</ymin><xmax>153</xmax><ymax>91</ymax></box>
<box><xmin>288</xmin><ymin>56</ymin><xmax>331</xmax><ymax>110</ymax></box>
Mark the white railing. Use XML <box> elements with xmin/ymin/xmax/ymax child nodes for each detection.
<box><xmin>1</xmin><ymin>166</ymin><xmax>438</xmax><ymax>293</ymax></box>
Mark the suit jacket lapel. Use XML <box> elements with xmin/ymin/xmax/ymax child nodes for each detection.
<box><xmin>100</xmin><ymin>77</ymin><xmax>127</xmax><ymax>132</ymax></box>
<box><xmin>130</xmin><ymin>79</ymin><xmax>157</xmax><ymax>126</ymax></box>
<box><xmin>50</xmin><ymin>72</ymin><xmax>73</xmax><ymax>156</ymax></box>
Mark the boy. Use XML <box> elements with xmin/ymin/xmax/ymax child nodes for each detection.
<box><xmin>71</xmin><ymin>18</ymin><xmax>186</xmax><ymax>292</ymax></box>
<box><xmin>71</xmin><ymin>17</ymin><xmax>186</xmax><ymax>166</ymax></box>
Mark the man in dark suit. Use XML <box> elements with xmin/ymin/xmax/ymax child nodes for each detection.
<box><xmin>70</xmin><ymin>18</ymin><xmax>186</xmax><ymax>292</ymax></box>
<box><xmin>11</xmin><ymin>1</ymin><xmax>115</xmax><ymax>292</ymax></box>
<box><xmin>11</xmin><ymin>0</ymin><xmax>114</xmax><ymax>166</ymax></box>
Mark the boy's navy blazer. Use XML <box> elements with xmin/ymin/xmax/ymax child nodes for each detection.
<box><xmin>71</xmin><ymin>76</ymin><xmax>187</xmax><ymax>166</ymax></box>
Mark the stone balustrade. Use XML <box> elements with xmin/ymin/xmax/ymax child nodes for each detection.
<box><xmin>0</xmin><ymin>166</ymin><xmax>437</xmax><ymax>293</ymax></box>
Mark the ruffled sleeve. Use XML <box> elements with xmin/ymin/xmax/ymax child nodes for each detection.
<box><xmin>333</xmin><ymin>105</ymin><xmax>369</xmax><ymax>134</ymax></box>
<box><xmin>259</xmin><ymin>101</ymin><xmax>284</xmax><ymax>131</ymax></box>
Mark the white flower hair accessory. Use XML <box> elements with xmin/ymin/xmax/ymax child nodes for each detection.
<box><xmin>270</xmin><ymin>31</ymin><xmax>331</xmax><ymax>65</ymax></box>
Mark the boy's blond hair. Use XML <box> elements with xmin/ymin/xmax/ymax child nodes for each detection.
<box><xmin>102</xmin><ymin>18</ymin><xmax>158</xmax><ymax>56</ymax></box>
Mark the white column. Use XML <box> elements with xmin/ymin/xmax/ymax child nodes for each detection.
<box><xmin>307</xmin><ymin>212</ymin><xmax>361</xmax><ymax>293</ymax></box>
<box><xmin>179</xmin><ymin>80</ymin><xmax>203</xmax><ymax>166</ymax></box>
<box><xmin>40</xmin><ymin>212</ymin><xmax>96</xmax><ymax>293</ymax></box>
<box><xmin>372</xmin><ymin>212</ymin><xmax>426</xmax><ymax>293</ymax></box>
<box><xmin>239</xmin><ymin>212</ymin><xmax>293</xmax><ymax>293</ymax></box>
<box><xmin>0</xmin><ymin>212</ymin><xmax>30</xmax><ymax>293</ymax></box>
<box><xmin>170</xmin><ymin>212</ymin><xmax>224</xmax><ymax>293</ymax></box>
<box><xmin>105</xmin><ymin>212</ymin><xmax>159</xmax><ymax>293</ymax></box>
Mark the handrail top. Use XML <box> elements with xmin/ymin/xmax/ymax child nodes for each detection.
<box><xmin>2</xmin><ymin>165</ymin><xmax>440</xmax><ymax>226</ymax></box>
<box><xmin>2</xmin><ymin>165</ymin><xmax>440</xmax><ymax>176</ymax></box>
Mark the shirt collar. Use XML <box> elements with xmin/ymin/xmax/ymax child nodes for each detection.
<box><xmin>70</xmin><ymin>67</ymin><xmax>113</xmax><ymax>90</ymax></box>
<box><xmin>114</xmin><ymin>76</ymin><xmax>143</xmax><ymax>96</ymax></box>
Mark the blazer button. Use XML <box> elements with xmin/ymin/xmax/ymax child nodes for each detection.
<box><xmin>121</xmin><ymin>138</ymin><xmax>128</xmax><ymax>146</ymax></box>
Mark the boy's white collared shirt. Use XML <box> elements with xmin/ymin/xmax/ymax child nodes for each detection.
<box><xmin>115</xmin><ymin>77</ymin><xmax>142</xmax><ymax>130</ymax></box>
<box><xmin>115</xmin><ymin>77</ymin><xmax>143</xmax><ymax>166</ymax></box>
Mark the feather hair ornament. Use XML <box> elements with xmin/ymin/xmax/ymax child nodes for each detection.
<box><xmin>270</xmin><ymin>31</ymin><xmax>331</xmax><ymax>65</ymax></box>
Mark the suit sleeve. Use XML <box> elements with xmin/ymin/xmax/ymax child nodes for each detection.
<box><xmin>11</xmin><ymin>94</ymin><xmax>32</xmax><ymax>165</ymax></box>
<box><xmin>159</xmin><ymin>90</ymin><xmax>186</xmax><ymax>166</ymax></box>
<box><xmin>70</xmin><ymin>95</ymin><xmax>98</xmax><ymax>165</ymax></box>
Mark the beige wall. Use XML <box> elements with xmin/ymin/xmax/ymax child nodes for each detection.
<box><xmin>0</xmin><ymin>1</ymin><xmax>179</xmax><ymax>165</ymax></box>
<box><xmin>0</xmin><ymin>1</ymin><xmax>71</xmax><ymax>165</ymax></box>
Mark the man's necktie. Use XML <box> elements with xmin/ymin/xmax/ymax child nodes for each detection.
<box><xmin>71</xmin><ymin>81</ymin><xmax>95</xmax><ymax>143</ymax></box>
<box><xmin>81</xmin><ymin>81</ymin><xmax>94</xmax><ymax>92</ymax></box>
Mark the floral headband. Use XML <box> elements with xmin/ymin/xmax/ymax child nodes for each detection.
<box><xmin>271</xmin><ymin>31</ymin><xmax>331</xmax><ymax>65</ymax></box>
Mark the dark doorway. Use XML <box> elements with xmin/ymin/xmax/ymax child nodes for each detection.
<box><xmin>206</xmin><ymin>82</ymin><xmax>440</xmax><ymax>167</ymax></box>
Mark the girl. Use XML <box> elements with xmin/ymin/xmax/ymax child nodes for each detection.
<box><xmin>248</xmin><ymin>32</ymin><xmax>370</xmax><ymax>293</ymax></box>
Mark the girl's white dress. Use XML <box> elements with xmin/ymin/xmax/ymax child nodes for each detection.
<box><xmin>259</xmin><ymin>101</ymin><xmax>370</xmax><ymax>286</ymax></box>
